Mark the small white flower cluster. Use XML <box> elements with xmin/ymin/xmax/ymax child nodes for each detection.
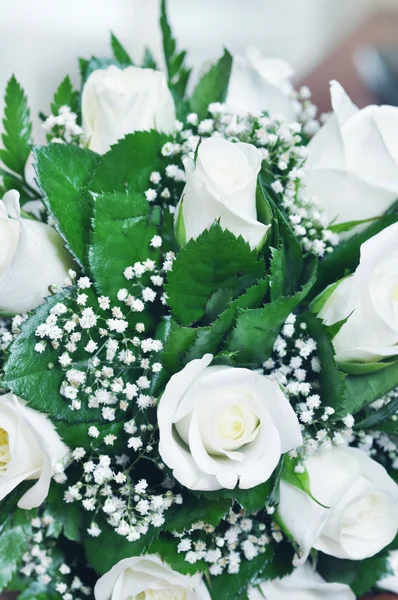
<box><xmin>65</xmin><ymin>445</ymin><xmax>182</xmax><ymax>542</ymax></box>
<box><xmin>43</xmin><ymin>106</ymin><xmax>84</xmax><ymax>145</ymax></box>
<box><xmin>0</xmin><ymin>314</ymin><xmax>27</xmax><ymax>354</ymax></box>
<box><xmin>20</xmin><ymin>515</ymin><xmax>91</xmax><ymax>600</ymax></box>
<box><xmin>263</xmin><ymin>314</ymin><xmax>355</xmax><ymax>465</ymax></box>
<box><xmin>173</xmin><ymin>506</ymin><xmax>283</xmax><ymax>576</ymax></box>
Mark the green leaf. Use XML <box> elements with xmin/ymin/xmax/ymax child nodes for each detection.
<box><xmin>310</xmin><ymin>199</ymin><xmax>398</xmax><ymax>299</ymax></box>
<box><xmin>196</xmin><ymin>481</ymin><xmax>272</xmax><ymax>516</ymax></box>
<box><xmin>148</xmin><ymin>534</ymin><xmax>207</xmax><ymax>576</ymax></box>
<box><xmin>0</xmin><ymin>75</ymin><xmax>32</xmax><ymax>176</ymax></box>
<box><xmin>189</xmin><ymin>50</ymin><xmax>233</xmax><ymax>120</ymax></box>
<box><xmin>34</xmin><ymin>144</ymin><xmax>100</xmax><ymax>268</ymax></box>
<box><xmin>338</xmin><ymin>359</ymin><xmax>398</xmax><ymax>375</ymax></box>
<box><xmin>0</xmin><ymin>509</ymin><xmax>32</xmax><ymax>592</ymax></box>
<box><xmin>163</xmin><ymin>493</ymin><xmax>231</xmax><ymax>533</ymax></box>
<box><xmin>84</xmin><ymin>517</ymin><xmax>156</xmax><ymax>575</ymax></box>
<box><xmin>225</xmin><ymin>255</ymin><xmax>317</xmax><ymax>366</ymax></box>
<box><xmin>110</xmin><ymin>32</ymin><xmax>133</xmax><ymax>66</ymax></box>
<box><xmin>167</xmin><ymin>225</ymin><xmax>265</xmax><ymax>326</ymax></box>
<box><xmin>344</xmin><ymin>361</ymin><xmax>398</xmax><ymax>416</ymax></box>
<box><xmin>301</xmin><ymin>314</ymin><xmax>348</xmax><ymax>417</ymax></box>
<box><xmin>160</xmin><ymin>0</ymin><xmax>191</xmax><ymax>101</ymax></box>
<box><xmin>45</xmin><ymin>483</ymin><xmax>83</xmax><ymax>542</ymax></box>
<box><xmin>142</xmin><ymin>47</ymin><xmax>158</xmax><ymax>70</ymax></box>
<box><xmin>318</xmin><ymin>551</ymin><xmax>391</xmax><ymax>597</ymax></box>
<box><xmin>328</xmin><ymin>216</ymin><xmax>378</xmax><ymax>234</ymax></box>
<box><xmin>1</xmin><ymin>291</ymin><xmax>101</xmax><ymax>424</ymax></box>
<box><xmin>89</xmin><ymin>190</ymin><xmax>157</xmax><ymax>299</ymax></box>
<box><xmin>51</xmin><ymin>75</ymin><xmax>79</xmax><ymax>115</ymax></box>
<box><xmin>281</xmin><ymin>455</ymin><xmax>327</xmax><ymax>507</ymax></box>
<box><xmin>88</xmin><ymin>130</ymin><xmax>169</xmax><ymax>194</ymax></box>
<box><xmin>309</xmin><ymin>278</ymin><xmax>345</xmax><ymax>315</ymax></box>
<box><xmin>355</xmin><ymin>395</ymin><xmax>398</xmax><ymax>430</ymax></box>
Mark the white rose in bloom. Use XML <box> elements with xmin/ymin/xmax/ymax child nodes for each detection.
<box><xmin>158</xmin><ymin>354</ymin><xmax>302</xmax><ymax>491</ymax></box>
<box><xmin>82</xmin><ymin>65</ymin><xmax>176</xmax><ymax>154</ymax></box>
<box><xmin>378</xmin><ymin>550</ymin><xmax>398</xmax><ymax>594</ymax></box>
<box><xmin>278</xmin><ymin>446</ymin><xmax>398</xmax><ymax>563</ymax></box>
<box><xmin>0</xmin><ymin>393</ymin><xmax>69</xmax><ymax>509</ymax></box>
<box><xmin>0</xmin><ymin>190</ymin><xmax>73</xmax><ymax>315</ymax></box>
<box><xmin>227</xmin><ymin>46</ymin><xmax>297</xmax><ymax>122</ymax></box>
<box><xmin>319</xmin><ymin>222</ymin><xmax>398</xmax><ymax>363</ymax></box>
<box><xmin>94</xmin><ymin>555</ymin><xmax>211</xmax><ymax>600</ymax></box>
<box><xmin>176</xmin><ymin>137</ymin><xmax>269</xmax><ymax>250</ymax></box>
<box><xmin>304</xmin><ymin>80</ymin><xmax>398</xmax><ymax>225</ymax></box>
<box><xmin>248</xmin><ymin>563</ymin><xmax>355</xmax><ymax>600</ymax></box>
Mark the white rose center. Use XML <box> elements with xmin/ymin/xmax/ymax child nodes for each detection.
<box><xmin>0</xmin><ymin>428</ymin><xmax>10</xmax><ymax>477</ymax></box>
<box><xmin>201</xmin><ymin>146</ymin><xmax>253</xmax><ymax>195</ymax></box>
<box><xmin>136</xmin><ymin>587</ymin><xmax>188</xmax><ymax>600</ymax></box>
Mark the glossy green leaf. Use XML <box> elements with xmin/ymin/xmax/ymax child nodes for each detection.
<box><xmin>189</xmin><ymin>50</ymin><xmax>233</xmax><ymax>120</ymax></box>
<box><xmin>0</xmin><ymin>75</ymin><xmax>32</xmax><ymax>176</ymax></box>
<box><xmin>34</xmin><ymin>144</ymin><xmax>100</xmax><ymax>267</ymax></box>
<box><xmin>110</xmin><ymin>32</ymin><xmax>133</xmax><ymax>66</ymax></box>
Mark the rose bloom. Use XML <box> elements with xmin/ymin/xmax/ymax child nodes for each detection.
<box><xmin>0</xmin><ymin>393</ymin><xmax>69</xmax><ymax>509</ymax></box>
<box><xmin>248</xmin><ymin>563</ymin><xmax>355</xmax><ymax>600</ymax></box>
<box><xmin>82</xmin><ymin>65</ymin><xmax>176</xmax><ymax>154</ymax></box>
<box><xmin>278</xmin><ymin>446</ymin><xmax>398</xmax><ymax>563</ymax></box>
<box><xmin>304</xmin><ymin>80</ymin><xmax>398</xmax><ymax>226</ymax></box>
<box><xmin>158</xmin><ymin>354</ymin><xmax>302</xmax><ymax>491</ymax></box>
<box><xmin>176</xmin><ymin>137</ymin><xmax>269</xmax><ymax>250</ymax></box>
<box><xmin>94</xmin><ymin>555</ymin><xmax>211</xmax><ymax>600</ymax></box>
<box><xmin>0</xmin><ymin>189</ymin><xmax>73</xmax><ymax>315</ymax></box>
<box><xmin>227</xmin><ymin>46</ymin><xmax>297</xmax><ymax>122</ymax></box>
<box><xmin>319</xmin><ymin>222</ymin><xmax>398</xmax><ymax>363</ymax></box>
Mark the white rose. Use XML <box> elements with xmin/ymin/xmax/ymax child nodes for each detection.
<box><xmin>94</xmin><ymin>554</ymin><xmax>211</xmax><ymax>600</ymax></box>
<box><xmin>158</xmin><ymin>354</ymin><xmax>302</xmax><ymax>491</ymax></box>
<box><xmin>0</xmin><ymin>393</ymin><xmax>69</xmax><ymax>510</ymax></box>
<box><xmin>227</xmin><ymin>46</ymin><xmax>297</xmax><ymax>122</ymax></box>
<box><xmin>248</xmin><ymin>563</ymin><xmax>355</xmax><ymax>600</ymax></box>
<box><xmin>82</xmin><ymin>65</ymin><xmax>176</xmax><ymax>154</ymax></box>
<box><xmin>318</xmin><ymin>222</ymin><xmax>398</xmax><ymax>363</ymax></box>
<box><xmin>304</xmin><ymin>80</ymin><xmax>398</xmax><ymax>226</ymax></box>
<box><xmin>0</xmin><ymin>190</ymin><xmax>73</xmax><ymax>315</ymax></box>
<box><xmin>176</xmin><ymin>137</ymin><xmax>269</xmax><ymax>250</ymax></box>
<box><xmin>378</xmin><ymin>550</ymin><xmax>398</xmax><ymax>594</ymax></box>
<box><xmin>278</xmin><ymin>446</ymin><xmax>398</xmax><ymax>563</ymax></box>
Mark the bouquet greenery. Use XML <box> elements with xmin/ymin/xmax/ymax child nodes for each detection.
<box><xmin>1</xmin><ymin>2</ymin><xmax>398</xmax><ymax>599</ymax></box>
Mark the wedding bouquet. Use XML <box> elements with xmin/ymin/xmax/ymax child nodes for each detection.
<box><xmin>1</xmin><ymin>2</ymin><xmax>398</xmax><ymax>598</ymax></box>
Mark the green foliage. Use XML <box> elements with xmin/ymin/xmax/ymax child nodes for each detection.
<box><xmin>88</xmin><ymin>130</ymin><xmax>169</xmax><ymax>194</ymax></box>
<box><xmin>84</xmin><ymin>518</ymin><xmax>156</xmax><ymax>575</ymax></box>
<box><xmin>34</xmin><ymin>144</ymin><xmax>100</xmax><ymax>268</ymax></box>
<box><xmin>0</xmin><ymin>505</ymin><xmax>33</xmax><ymax>592</ymax></box>
<box><xmin>51</xmin><ymin>75</ymin><xmax>79</xmax><ymax>115</ymax></box>
<box><xmin>344</xmin><ymin>362</ymin><xmax>398</xmax><ymax>416</ymax></box>
<box><xmin>167</xmin><ymin>225</ymin><xmax>265</xmax><ymax>326</ymax></box>
<box><xmin>149</xmin><ymin>534</ymin><xmax>207</xmax><ymax>575</ymax></box>
<box><xmin>89</xmin><ymin>190</ymin><xmax>158</xmax><ymax>299</ymax></box>
<box><xmin>0</xmin><ymin>75</ymin><xmax>32</xmax><ymax>176</ymax></box>
<box><xmin>44</xmin><ymin>483</ymin><xmax>83</xmax><ymax>542</ymax></box>
<box><xmin>355</xmin><ymin>395</ymin><xmax>398</xmax><ymax>430</ymax></box>
<box><xmin>1</xmin><ymin>291</ymin><xmax>101</xmax><ymax>424</ymax></box>
<box><xmin>160</xmin><ymin>0</ymin><xmax>191</xmax><ymax>105</ymax></box>
<box><xmin>310</xmin><ymin>199</ymin><xmax>398</xmax><ymax>299</ymax></box>
<box><xmin>209</xmin><ymin>542</ymin><xmax>294</xmax><ymax>600</ymax></box>
<box><xmin>163</xmin><ymin>493</ymin><xmax>231</xmax><ymax>533</ymax></box>
<box><xmin>225</xmin><ymin>255</ymin><xmax>317</xmax><ymax>366</ymax></box>
<box><xmin>281</xmin><ymin>455</ymin><xmax>326</xmax><ymax>507</ymax></box>
<box><xmin>317</xmin><ymin>551</ymin><xmax>391</xmax><ymax>597</ymax></box>
<box><xmin>110</xmin><ymin>32</ymin><xmax>133</xmax><ymax>66</ymax></box>
<box><xmin>189</xmin><ymin>50</ymin><xmax>233</xmax><ymax>120</ymax></box>
<box><xmin>142</xmin><ymin>47</ymin><xmax>158</xmax><ymax>69</ymax></box>
<box><xmin>195</xmin><ymin>481</ymin><xmax>272</xmax><ymax>515</ymax></box>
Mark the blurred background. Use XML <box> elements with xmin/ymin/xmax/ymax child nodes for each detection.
<box><xmin>1</xmin><ymin>0</ymin><xmax>398</xmax><ymax>141</ymax></box>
